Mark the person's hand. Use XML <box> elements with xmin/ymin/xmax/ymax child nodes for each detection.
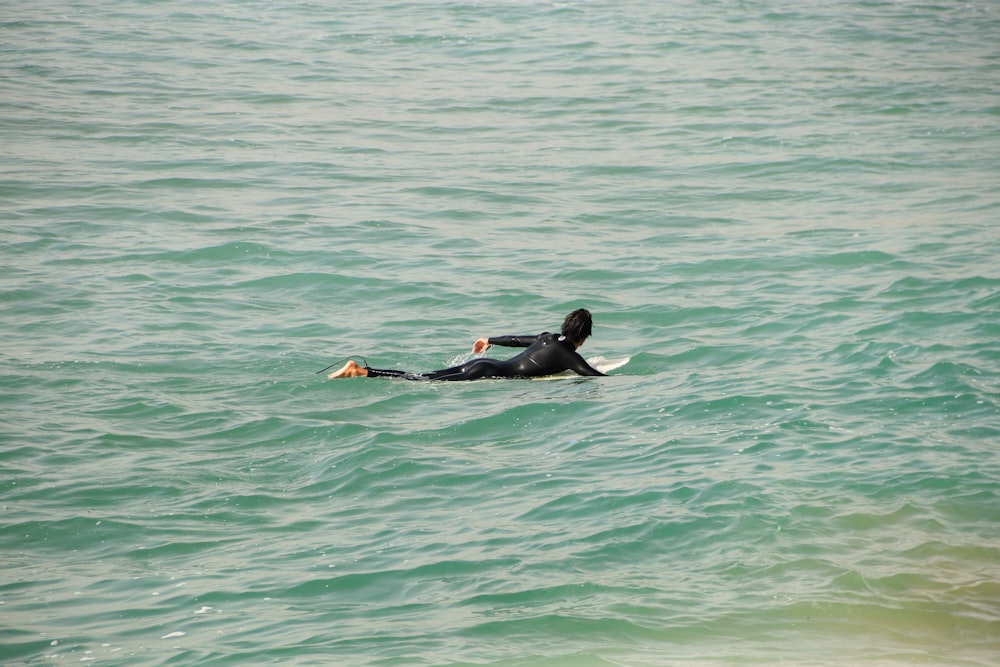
<box><xmin>472</xmin><ymin>338</ymin><xmax>491</xmax><ymax>354</ymax></box>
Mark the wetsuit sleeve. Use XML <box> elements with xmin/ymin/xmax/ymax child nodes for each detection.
<box><xmin>567</xmin><ymin>352</ymin><xmax>607</xmax><ymax>376</ymax></box>
<box><xmin>487</xmin><ymin>335</ymin><xmax>538</xmax><ymax>348</ymax></box>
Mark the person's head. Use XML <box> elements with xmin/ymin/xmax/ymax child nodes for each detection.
<box><xmin>561</xmin><ymin>308</ymin><xmax>594</xmax><ymax>348</ymax></box>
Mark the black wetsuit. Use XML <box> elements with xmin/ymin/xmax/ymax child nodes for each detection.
<box><xmin>365</xmin><ymin>332</ymin><xmax>606</xmax><ymax>381</ymax></box>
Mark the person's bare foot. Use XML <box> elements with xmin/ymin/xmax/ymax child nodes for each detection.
<box><xmin>328</xmin><ymin>359</ymin><xmax>368</xmax><ymax>379</ymax></box>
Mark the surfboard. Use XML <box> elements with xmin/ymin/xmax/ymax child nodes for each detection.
<box><xmin>532</xmin><ymin>355</ymin><xmax>630</xmax><ymax>380</ymax></box>
<box><xmin>593</xmin><ymin>356</ymin><xmax>630</xmax><ymax>374</ymax></box>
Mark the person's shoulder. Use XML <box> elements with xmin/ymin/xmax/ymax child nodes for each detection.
<box><xmin>531</xmin><ymin>332</ymin><xmax>561</xmax><ymax>347</ymax></box>
<box><xmin>547</xmin><ymin>332</ymin><xmax>576</xmax><ymax>348</ymax></box>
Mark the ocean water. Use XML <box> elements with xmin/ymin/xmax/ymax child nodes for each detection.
<box><xmin>2</xmin><ymin>0</ymin><xmax>999</xmax><ymax>665</ymax></box>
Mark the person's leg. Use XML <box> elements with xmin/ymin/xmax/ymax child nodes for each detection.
<box><xmin>328</xmin><ymin>359</ymin><xmax>431</xmax><ymax>380</ymax></box>
<box><xmin>328</xmin><ymin>358</ymin><xmax>512</xmax><ymax>381</ymax></box>
<box><xmin>328</xmin><ymin>359</ymin><xmax>369</xmax><ymax>378</ymax></box>
<box><xmin>425</xmin><ymin>358</ymin><xmax>508</xmax><ymax>381</ymax></box>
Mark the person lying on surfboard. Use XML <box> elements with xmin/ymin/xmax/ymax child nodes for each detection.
<box><xmin>325</xmin><ymin>308</ymin><xmax>606</xmax><ymax>381</ymax></box>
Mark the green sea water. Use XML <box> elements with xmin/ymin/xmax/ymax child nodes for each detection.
<box><xmin>2</xmin><ymin>1</ymin><xmax>999</xmax><ymax>665</ymax></box>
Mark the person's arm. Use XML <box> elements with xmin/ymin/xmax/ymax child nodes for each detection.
<box><xmin>567</xmin><ymin>351</ymin><xmax>607</xmax><ymax>377</ymax></box>
<box><xmin>472</xmin><ymin>334</ymin><xmax>538</xmax><ymax>354</ymax></box>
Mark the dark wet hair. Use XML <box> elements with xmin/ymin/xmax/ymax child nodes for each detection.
<box><xmin>561</xmin><ymin>308</ymin><xmax>593</xmax><ymax>346</ymax></box>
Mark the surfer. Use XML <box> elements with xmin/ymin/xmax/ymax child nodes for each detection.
<box><xmin>326</xmin><ymin>308</ymin><xmax>607</xmax><ymax>381</ymax></box>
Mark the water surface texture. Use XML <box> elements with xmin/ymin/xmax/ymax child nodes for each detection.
<box><xmin>2</xmin><ymin>1</ymin><xmax>999</xmax><ymax>665</ymax></box>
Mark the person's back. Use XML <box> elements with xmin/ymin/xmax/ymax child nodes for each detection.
<box><xmin>425</xmin><ymin>331</ymin><xmax>604</xmax><ymax>380</ymax></box>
